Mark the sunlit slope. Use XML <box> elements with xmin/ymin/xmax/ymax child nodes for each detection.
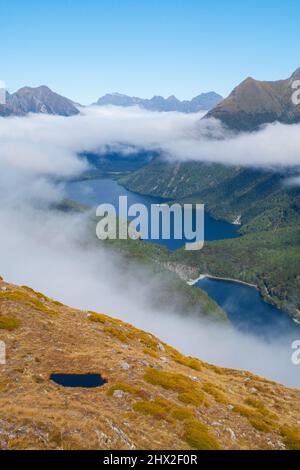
<box><xmin>0</xmin><ymin>278</ymin><xmax>300</xmax><ymax>450</ymax></box>
<box><xmin>205</xmin><ymin>68</ymin><xmax>300</xmax><ymax>131</ymax></box>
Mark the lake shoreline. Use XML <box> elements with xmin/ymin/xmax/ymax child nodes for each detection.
<box><xmin>189</xmin><ymin>273</ymin><xmax>300</xmax><ymax>326</ymax></box>
<box><xmin>192</xmin><ymin>275</ymin><xmax>300</xmax><ymax>339</ymax></box>
<box><xmin>187</xmin><ymin>273</ymin><xmax>258</xmax><ymax>288</ymax></box>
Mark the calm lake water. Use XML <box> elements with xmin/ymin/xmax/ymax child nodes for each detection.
<box><xmin>197</xmin><ymin>277</ymin><xmax>299</xmax><ymax>341</ymax></box>
<box><xmin>66</xmin><ymin>178</ymin><xmax>240</xmax><ymax>249</ymax></box>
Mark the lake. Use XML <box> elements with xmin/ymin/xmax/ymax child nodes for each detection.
<box><xmin>66</xmin><ymin>178</ymin><xmax>240</xmax><ymax>249</ymax></box>
<box><xmin>196</xmin><ymin>277</ymin><xmax>299</xmax><ymax>341</ymax></box>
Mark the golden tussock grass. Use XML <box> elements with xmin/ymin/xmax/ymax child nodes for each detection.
<box><xmin>202</xmin><ymin>382</ymin><xmax>229</xmax><ymax>405</ymax></box>
<box><xmin>0</xmin><ymin>314</ymin><xmax>21</xmax><ymax>330</ymax></box>
<box><xmin>178</xmin><ymin>391</ymin><xmax>208</xmax><ymax>407</ymax></box>
<box><xmin>0</xmin><ymin>290</ymin><xmax>57</xmax><ymax>316</ymax></box>
<box><xmin>244</xmin><ymin>397</ymin><xmax>278</xmax><ymax>420</ymax></box>
<box><xmin>133</xmin><ymin>399</ymin><xmax>173</xmax><ymax>422</ymax></box>
<box><xmin>144</xmin><ymin>368</ymin><xmax>195</xmax><ymax>392</ymax></box>
<box><xmin>280</xmin><ymin>425</ymin><xmax>300</xmax><ymax>450</ymax></box>
<box><xmin>175</xmin><ymin>356</ymin><xmax>203</xmax><ymax>372</ymax></box>
<box><xmin>143</xmin><ymin>348</ymin><xmax>160</xmax><ymax>359</ymax></box>
<box><xmin>88</xmin><ymin>312</ymin><xmax>108</xmax><ymax>324</ymax></box>
<box><xmin>103</xmin><ymin>326</ymin><xmax>130</xmax><ymax>343</ymax></box>
<box><xmin>144</xmin><ymin>368</ymin><xmax>209</xmax><ymax>408</ymax></box>
<box><xmin>184</xmin><ymin>419</ymin><xmax>221</xmax><ymax>450</ymax></box>
<box><xmin>132</xmin><ymin>396</ymin><xmax>220</xmax><ymax>450</ymax></box>
<box><xmin>233</xmin><ymin>403</ymin><xmax>278</xmax><ymax>434</ymax></box>
<box><xmin>107</xmin><ymin>382</ymin><xmax>142</xmax><ymax>397</ymax></box>
<box><xmin>248</xmin><ymin>418</ymin><xmax>273</xmax><ymax>433</ymax></box>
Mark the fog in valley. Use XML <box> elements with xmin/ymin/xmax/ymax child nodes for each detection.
<box><xmin>0</xmin><ymin>109</ymin><xmax>299</xmax><ymax>387</ymax></box>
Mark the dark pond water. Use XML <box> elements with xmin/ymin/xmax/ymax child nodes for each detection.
<box><xmin>197</xmin><ymin>278</ymin><xmax>300</xmax><ymax>341</ymax></box>
<box><xmin>50</xmin><ymin>373</ymin><xmax>107</xmax><ymax>388</ymax></box>
<box><xmin>66</xmin><ymin>178</ymin><xmax>240</xmax><ymax>250</ymax></box>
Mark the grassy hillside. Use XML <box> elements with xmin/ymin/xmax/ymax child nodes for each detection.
<box><xmin>1</xmin><ymin>278</ymin><xmax>300</xmax><ymax>450</ymax></box>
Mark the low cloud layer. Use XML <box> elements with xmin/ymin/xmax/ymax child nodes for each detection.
<box><xmin>0</xmin><ymin>108</ymin><xmax>299</xmax><ymax>388</ymax></box>
<box><xmin>1</xmin><ymin>106</ymin><xmax>300</xmax><ymax>173</ymax></box>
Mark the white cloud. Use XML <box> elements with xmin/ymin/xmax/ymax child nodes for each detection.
<box><xmin>164</xmin><ymin>120</ymin><xmax>300</xmax><ymax>169</ymax></box>
<box><xmin>1</xmin><ymin>107</ymin><xmax>300</xmax><ymax>172</ymax></box>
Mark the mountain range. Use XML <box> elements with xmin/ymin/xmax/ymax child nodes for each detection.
<box><xmin>0</xmin><ymin>86</ymin><xmax>222</xmax><ymax>117</ymax></box>
<box><xmin>95</xmin><ymin>91</ymin><xmax>223</xmax><ymax>112</ymax></box>
<box><xmin>2</xmin><ymin>67</ymin><xmax>300</xmax><ymax>128</ymax></box>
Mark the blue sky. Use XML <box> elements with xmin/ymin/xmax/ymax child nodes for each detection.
<box><xmin>1</xmin><ymin>0</ymin><xmax>299</xmax><ymax>103</ymax></box>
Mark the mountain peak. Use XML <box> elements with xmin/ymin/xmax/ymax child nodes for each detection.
<box><xmin>2</xmin><ymin>85</ymin><xmax>79</xmax><ymax>117</ymax></box>
<box><xmin>17</xmin><ymin>85</ymin><xmax>51</xmax><ymax>93</ymax></box>
<box><xmin>291</xmin><ymin>67</ymin><xmax>300</xmax><ymax>80</ymax></box>
<box><xmin>205</xmin><ymin>70</ymin><xmax>300</xmax><ymax>131</ymax></box>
